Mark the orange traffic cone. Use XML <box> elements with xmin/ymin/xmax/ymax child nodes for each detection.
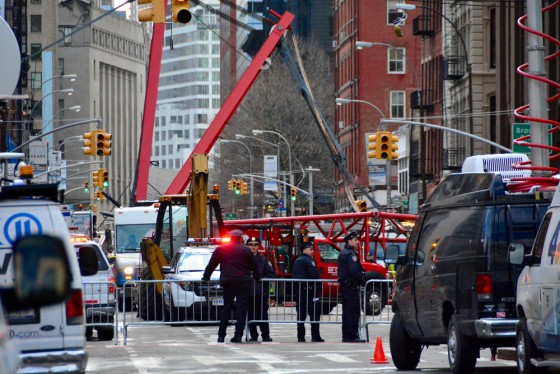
<box><xmin>370</xmin><ymin>336</ymin><xmax>389</xmax><ymax>364</ymax></box>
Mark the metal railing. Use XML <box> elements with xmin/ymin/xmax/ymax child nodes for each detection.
<box><xmin>81</xmin><ymin>281</ymin><xmax>118</xmax><ymax>344</ymax></box>
<box><xmin>117</xmin><ymin>278</ymin><xmax>394</xmax><ymax>345</ymax></box>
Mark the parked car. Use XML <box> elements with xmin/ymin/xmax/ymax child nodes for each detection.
<box><xmin>509</xmin><ymin>182</ymin><xmax>560</xmax><ymax>372</ymax></box>
<box><xmin>162</xmin><ymin>246</ymin><xmax>223</xmax><ymax>321</ymax></box>
<box><xmin>385</xmin><ymin>172</ymin><xmax>552</xmax><ymax>374</ymax></box>
<box><xmin>73</xmin><ymin>236</ymin><xmax>116</xmax><ymax>341</ymax></box>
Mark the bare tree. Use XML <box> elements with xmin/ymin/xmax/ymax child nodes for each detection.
<box><xmin>217</xmin><ymin>36</ymin><xmax>335</xmax><ymax>217</ymax></box>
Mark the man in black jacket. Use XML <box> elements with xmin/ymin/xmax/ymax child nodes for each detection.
<box><xmin>292</xmin><ymin>242</ymin><xmax>324</xmax><ymax>343</ymax></box>
<box><xmin>338</xmin><ymin>231</ymin><xmax>366</xmax><ymax>343</ymax></box>
<box><xmin>202</xmin><ymin>230</ymin><xmax>260</xmax><ymax>343</ymax></box>
<box><xmin>246</xmin><ymin>237</ymin><xmax>275</xmax><ymax>342</ymax></box>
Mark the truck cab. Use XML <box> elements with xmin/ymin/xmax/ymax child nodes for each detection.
<box><xmin>509</xmin><ymin>183</ymin><xmax>560</xmax><ymax>372</ymax></box>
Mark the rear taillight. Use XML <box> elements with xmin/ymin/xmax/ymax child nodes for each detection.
<box><xmin>476</xmin><ymin>273</ymin><xmax>493</xmax><ymax>301</ymax></box>
<box><xmin>109</xmin><ymin>276</ymin><xmax>115</xmax><ymax>294</ymax></box>
<box><xmin>66</xmin><ymin>289</ymin><xmax>84</xmax><ymax>325</ymax></box>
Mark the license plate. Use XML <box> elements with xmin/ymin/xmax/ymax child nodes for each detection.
<box><xmin>211</xmin><ymin>297</ymin><xmax>224</xmax><ymax>306</ymax></box>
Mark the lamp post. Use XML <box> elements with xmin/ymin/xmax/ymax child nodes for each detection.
<box><xmin>305</xmin><ymin>166</ymin><xmax>320</xmax><ymax>215</ymax></box>
<box><xmin>396</xmin><ymin>3</ymin><xmax>474</xmax><ymax>155</ymax></box>
<box><xmin>42</xmin><ymin>105</ymin><xmax>80</xmax><ymax>133</ymax></box>
<box><xmin>221</xmin><ymin>139</ymin><xmax>254</xmax><ymax>218</ymax></box>
<box><xmin>252</xmin><ymin>129</ymin><xmax>294</xmax><ymax>216</ymax></box>
<box><xmin>353</xmin><ymin>40</ymin><xmax>425</xmax><ymax>201</ymax></box>
<box><xmin>335</xmin><ymin>98</ymin><xmax>393</xmax><ymax>209</ymax></box>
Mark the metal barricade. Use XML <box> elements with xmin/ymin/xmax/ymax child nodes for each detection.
<box><xmin>81</xmin><ymin>281</ymin><xmax>118</xmax><ymax>344</ymax></box>
<box><xmin>122</xmin><ymin>279</ymin><xmax>229</xmax><ymax>345</ymax></box>
<box><xmin>362</xmin><ymin>278</ymin><xmax>394</xmax><ymax>342</ymax></box>
<box><xmin>246</xmin><ymin>278</ymin><xmax>344</xmax><ymax>341</ymax></box>
<box><xmin>118</xmin><ymin>278</ymin><xmax>392</xmax><ymax>344</ymax></box>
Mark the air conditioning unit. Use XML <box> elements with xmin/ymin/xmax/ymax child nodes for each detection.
<box><xmin>461</xmin><ymin>153</ymin><xmax>531</xmax><ymax>182</ymax></box>
<box><xmin>338</xmin><ymin>121</ymin><xmax>344</xmax><ymax>129</ymax></box>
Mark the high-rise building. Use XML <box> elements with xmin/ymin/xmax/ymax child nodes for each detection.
<box><xmin>152</xmin><ymin>1</ymin><xmax>221</xmax><ymax>170</ymax></box>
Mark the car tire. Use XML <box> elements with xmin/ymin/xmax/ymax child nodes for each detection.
<box><xmin>447</xmin><ymin>314</ymin><xmax>477</xmax><ymax>374</ymax></box>
<box><xmin>389</xmin><ymin>311</ymin><xmax>422</xmax><ymax>370</ymax></box>
<box><xmin>96</xmin><ymin>327</ymin><xmax>114</xmax><ymax>341</ymax></box>
<box><xmin>517</xmin><ymin>317</ymin><xmax>544</xmax><ymax>374</ymax></box>
<box><xmin>85</xmin><ymin>326</ymin><xmax>93</xmax><ymax>339</ymax></box>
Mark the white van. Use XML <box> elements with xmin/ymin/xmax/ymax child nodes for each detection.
<box><xmin>509</xmin><ymin>183</ymin><xmax>560</xmax><ymax>372</ymax></box>
<box><xmin>0</xmin><ymin>183</ymin><xmax>92</xmax><ymax>373</ymax></box>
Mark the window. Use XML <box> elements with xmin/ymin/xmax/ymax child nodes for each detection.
<box><xmin>31</xmin><ymin>72</ymin><xmax>42</xmax><ymax>89</ymax></box>
<box><xmin>58</xmin><ymin>58</ymin><xmax>64</xmax><ymax>76</ymax></box>
<box><xmin>154</xmin><ymin>146</ymin><xmax>159</xmax><ymax>156</ymax></box>
<box><xmin>196</xmin><ymin>114</ymin><xmax>208</xmax><ymax>124</ymax></box>
<box><xmin>60</xmin><ymin>26</ymin><xmax>73</xmax><ymax>44</ymax></box>
<box><xmin>388</xmin><ymin>48</ymin><xmax>405</xmax><ymax>73</ymax></box>
<box><xmin>184</xmin><ymin>130</ymin><xmax>190</xmax><ymax>139</ymax></box>
<box><xmin>390</xmin><ymin>91</ymin><xmax>405</xmax><ymax>118</ymax></box>
<box><xmin>162</xmin><ymin>131</ymin><xmax>166</xmax><ymax>141</ymax></box>
<box><xmin>155</xmin><ymin>131</ymin><xmax>159</xmax><ymax>141</ymax></box>
<box><xmin>30</xmin><ymin>15</ymin><xmax>42</xmax><ymax>32</ymax></box>
<box><xmin>30</xmin><ymin>44</ymin><xmax>42</xmax><ymax>60</ymax></box>
<box><xmin>387</xmin><ymin>0</ymin><xmax>405</xmax><ymax>25</ymax></box>
<box><xmin>196</xmin><ymin>129</ymin><xmax>205</xmax><ymax>138</ymax></box>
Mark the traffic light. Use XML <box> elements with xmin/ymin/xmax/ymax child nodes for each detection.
<box><xmin>291</xmin><ymin>187</ymin><xmax>297</xmax><ymax>201</ymax></box>
<box><xmin>171</xmin><ymin>0</ymin><xmax>192</xmax><ymax>23</ymax></box>
<box><xmin>368</xmin><ymin>134</ymin><xmax>379</xmax><ymax>159</ymax></box>
<box><xmin>93</xmin><ymin>169</ymin><xmax>101</xmax><ymax>188</ymax></box>
<box><xmin>378</xmin><ymin>131</ymin><xmax>399</xmax><ymax>160</ymax></box>
<box><xmin>94</xmin><ymin>190</ymin><xmax>105</xmax><ymax>201</ymax></box>
<box><xmin>240</xmin><ymin>181</ymin><xmax>248</xmax><ymax>195</ymax></box>
<box><xmin>83</xmin><ymin>130</ymin><xmax>98</xmax><ymax>156</ymax></box>
<box><xmin>228</xmin><ymin>179</ymin><xmax>234</xmax><ymax>191</ymax></box>
<box><xmin>84</xmin><ymin>182</ymin><xmax>89</xmax><ymax>193</ymax></box>
<box><xmin>355</xmin><ymin>200</ymin><xmax>367</xmax><ymax>212</ymax></box>
<box><xmin>100</xmin><ymin>168</ymin><xmax>109</xmax><ymax>188</ymax></box>
<box><xmin>234</xmin><ymin>180</ymin><xmax>241</xmax><ymax>195</ymax></box>
<box><xmin>138</xmin><ymin>0</ymin><xmax>166</xmax><ymax>23</ymax></box>
<box><xmin>96</xmin><ymin>130</ymin><xmax>112</xmax><ymax>156</ymax></box>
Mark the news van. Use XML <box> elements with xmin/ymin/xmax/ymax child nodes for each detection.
<box><xmin>0</xmin><ymin>183</ymin><xmax>97</xmax><ymax>373</ymax></box>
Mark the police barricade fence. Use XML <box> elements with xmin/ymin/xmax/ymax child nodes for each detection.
<box><xmin>81</xmin><ymin>280</ymin><xmax>118</xmax><ymax>344</ymax></box>
<box><xmin>119</xmin><ymin>278</ymin><xmax>392</xmax><ymax>344</ymax></box>
<box><xmin>362</xmin><ymin>278</ymin><xmax>394</xmax><ymax>342</ymax></box>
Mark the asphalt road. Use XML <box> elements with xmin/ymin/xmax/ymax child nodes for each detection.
<box><xmin>85</xmin><ymin>315</ymin><xmax>518</xmax><ymax>373</ymax></box>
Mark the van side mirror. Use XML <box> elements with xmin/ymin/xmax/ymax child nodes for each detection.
<box><xmin>78</xmin><ymin>245</ymin><xmax>99</xmax><ymax>276</ymax></box>
<box><xmin>385</xmin><ymin>245</ymin><xmax>400</xmax><ymax>264</ymax></box>
<box><xmin>13</xmin><ymin>235</ymin><xmax>72</xmax><ymax>308</ymax></box>
<box><xmin>508</xmin><ymin>243</ymin><xmax>525</xmax><ymax>265</ymax></box>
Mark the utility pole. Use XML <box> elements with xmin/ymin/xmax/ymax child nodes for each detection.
<box><xmin>526</xmin><ymin>1</ymin><xmax>549</xmax><ymax>173</ymax></box>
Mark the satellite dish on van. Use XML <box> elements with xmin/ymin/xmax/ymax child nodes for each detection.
<box><xmin>0</xmin><ymin>17</ymin><xmax>22</xmax><ymax>96</ymax></box>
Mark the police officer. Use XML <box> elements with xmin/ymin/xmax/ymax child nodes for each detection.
<box><xmin>292</xmin><ymin>242</ymin><xmax>324</xmax><ymax>343</ymax></box>
<box><xmin>338</xmin><ymin>231</ymin><xmax>366</xmax><ymax>343</ymax></box>
<box><xmin>202</xmin><ymin>229</ymin><xmax>260</xmax><ymax>343</ymax></box>
<box><xmin>246</xmin><ymin>237</ymin><xmax>275</xmax><ymax>342</ymax></box>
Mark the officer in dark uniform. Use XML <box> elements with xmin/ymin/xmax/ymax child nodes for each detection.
<box><xmin>292</xmin><ymin>242</ymin><xmax>324</xmax><ymax>343</ymax></box>
<box><xmin>246</xmin><ymin>237</ymin><xmax>275</xmax><ymax>342</ymax></box>
<box><xmin>338</xmin><ymin>231</ymin><xmax>366</xmax><ymax>343</ymax></box>
<box><xmin>202</xmin><ymin>229</ymin><xmax>260</xmax><ymax>343</ymax></box>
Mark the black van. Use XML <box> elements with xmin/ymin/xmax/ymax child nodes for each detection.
<box><xmin>385</xmin><ymin>173</ymin><xmax>552</xmax><ymax>374</ymax></box>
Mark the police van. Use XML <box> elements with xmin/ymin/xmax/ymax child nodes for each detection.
<box><xmin>0</xmin><ymin>182</ymin><xmax>97</xmax><ymax>373</ymax></box>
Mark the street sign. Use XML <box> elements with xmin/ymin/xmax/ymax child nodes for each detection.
<box><xmin>278</xmin><ymin>199</ymin><xmax>284</xmax><ymax>208</ymax></box>
<box><xmin>224</xmin><ymin>213</ymin><xmax>237</xmax><ymax>220</ymax></box>
<box><xmin>512</xmin><ymin>123</ymin><xmax>552</xmax><ymax>154</ymax></box>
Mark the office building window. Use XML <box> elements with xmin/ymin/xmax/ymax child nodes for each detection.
<box><xmin>30</xmin><ymin>15</ymin><xmax>42</xmax><ymax>32</ymax></box>
<box><xmin>388</xmin><ymin>48</ymin><xmax>405</xmax><ymax>73</ymax></box>
<box><xmin>31</xmin><ymin>72</ymin><xmax>42</xmax><ymax>89</ymax></box>
<box><xmin>390</xmin><ymin>91</ymin><xmax>405</xmax><ymax>118</ymax></box>
<box><xmin>30</xmin><ymin>44</ymin><xmax>42</xmax><ymax>60</ymax></box>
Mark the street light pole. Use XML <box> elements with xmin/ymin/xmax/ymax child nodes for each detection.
<box><xmin>221</xmin><ymin>139</ymin><xmax>254</xmax><ymax>218</ymax></box>
<box><xmin>42</xmin><ymin>105</ymin><xmax>81</xmax><ymax>133</ymax></box>
<box><xmin>253</xmin><ymin>129</ymin><xmax>294</xmax><ymax>216</ymax></box>
<box><xmin>305</xmin><ymin>167</ymin><xmax>320</xmax><ymax>215</ymax></box>
<box><xmin>396</xmin><ymin>3</ymin><xmax>474</xmax><ymax>155</ymax></box>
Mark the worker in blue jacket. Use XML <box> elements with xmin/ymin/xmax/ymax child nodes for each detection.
<box><xmin>246</xmin><ymin>237</ymin><xmax>275</xmax><ymax>342</ymax></box>
<box><xmin>292</xmin><ymin>242</ymin><xmax>324</xmax><ymax>343</ymax></box>
<box><xmin>337</xmin><ymin>231</ymin><xmax>366</xmax><ymax>343</ymax></box>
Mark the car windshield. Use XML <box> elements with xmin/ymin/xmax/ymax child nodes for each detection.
<box><xmin>178</xmin><ymin>252</ymin><xmax>214</xmax><ymax>272</ymax></box>
<box><xmin>115</xmin><ymin>224</ymin><xmax>155</xmax><ymax>254</ymax></box>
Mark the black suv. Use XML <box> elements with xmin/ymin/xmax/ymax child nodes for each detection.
<box><xmin>385</xmin><ymin>173</ymin><xmax>552</xmax><ymax>373</ymax></box>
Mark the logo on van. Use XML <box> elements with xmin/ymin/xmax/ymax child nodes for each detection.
<box><xmin>3</xmin><ymin>213</ymin><xmax>43</xmax><ymax>246</ymax></box>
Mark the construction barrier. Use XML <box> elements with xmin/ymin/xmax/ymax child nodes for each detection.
<box><xmin>81</xmin><ymin>281</ymin><xmax>118</xmax><ymax>344</ymax></box>
<box><xmin>119</xmin><ymin>278</ymin><xmax>394</xmax><ymax>345</ymax></box>
<box><xmin>362</xmin><ymin>278</ymin><xmax>394</xmax><ymax>342</ymax></box>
